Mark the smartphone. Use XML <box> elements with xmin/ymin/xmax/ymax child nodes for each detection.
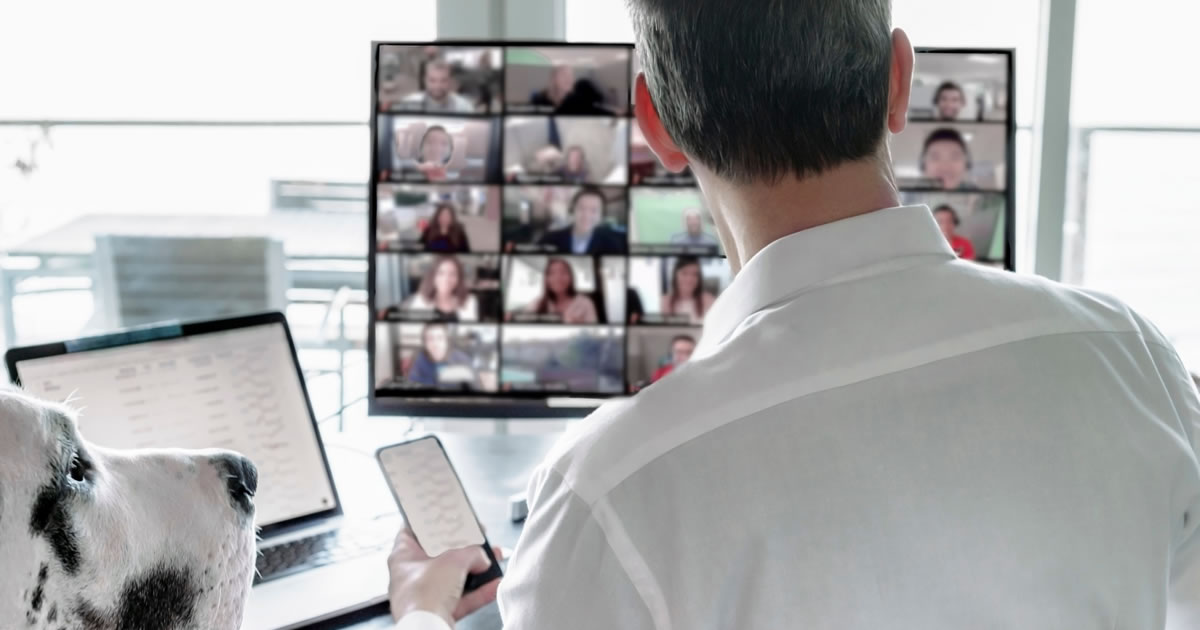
<box><xmin>376</xmin><ymin>435</ymin><xmax>503</xmax><ymax>592</ymax></box>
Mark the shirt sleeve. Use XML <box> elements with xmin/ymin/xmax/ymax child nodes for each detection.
<box><xmin>497</xmin><ymin>465</ymin><xmax>658</xmax><ymax>629</ymax></box>
<box><xmin>392</xmin><ymin>610</ymin><xmax>451</xmax><ymax>630</ymax></box>
<box><xmin>1143</xmin><ymin>340</ymin><xmax>1200</xmax><ymax>629</ymax></box>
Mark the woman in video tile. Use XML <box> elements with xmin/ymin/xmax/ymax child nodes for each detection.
<box><xmin>526</xmin><ymin>257</ymin><xmax>598</xmax><ymax>324</ymax></box>
<box><xmin>539</xmin><ymin>186</ymin><xmax>626</xmax><ymax>255</ymax></box>
<box><xmin>405</xmin><ymin>255</ymin><xmax>479</xmax><ymax>322</ymax></box>
<box><xmin>419</xmin><ymin>202</ymin><xmax>472</xmax><ymax>253</ymax></box>
<box><xmin>932</xmin><ymin>204</ymin><xmax>976</xmax><ymax>260</ymax></box>
<box><xmin>920</xmin><ymin>128</ymin><xmax>976</xmax><ymax>191</ymax></box>
<box><xmin>407</xmin><ymin>322</ymin><xmax>474</xmax><ymax>388</ymax></box>
<box><xmin>661</xmin><ymin>256</ymin><xmax>716</xmax><ymax>326</ymax></box>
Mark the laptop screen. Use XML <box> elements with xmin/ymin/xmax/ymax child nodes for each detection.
<box><xmin>12</xmin><ymin>321</ymin><xmax>337</xmax><ymax>528</ymax></box>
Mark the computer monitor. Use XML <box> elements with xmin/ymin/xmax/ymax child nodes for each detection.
<box><xmin>368</xmin><ymin>43</ymin><xmax>1016</xmax><ymax>417</ymax></box>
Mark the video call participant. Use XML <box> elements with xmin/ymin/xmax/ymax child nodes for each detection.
<box><xmin>557</xmin><ymin>79</ymin><xmax>616</xmax><ymax>115</ymax></box>
<box><xmin>933</xmin><ymin>81</ymin><xmax>965</xmax><ymax>120</ymax></box>
<box><xmin>399</xmin><ymin>125</ymin><xmax>454</xmax><ymax>182</ymax></box>
<box><xmin>420</xmin><ymin>203</ymin><xmax>471</xmax><ymax>253</ymax></box>
<box><xmin>403</xmin><ymin>59</ymin><xmax>475</xmax><ymax>113</ymax></box>
<box><xmin>932</xmin><ymin>204</ymin><xmax>976</xmax><ymax>259</ymax></box>
<box><xmin>406</xmin><ymin>322</ymin><xmax>473</xmax><ymax>387</ymax></box>
<box><xmin>404</xmin><ymin>255</ymin><xmax>479</xmax><ymax>322</ymax></box>
<box><xmin>920</xmin><ymin>127</ymin><xmax>974</xmax><ymax>191</ymax></box>
<box><xmin>650</xmin><ymin>334</ymin><xmax>696</xmax><ymax>383</ymax></box>
<box><xmin>660</xmin><ymin>255</ymin><xmax>716</xmax><ymax>325</ymax></box>
<box><xmin>558</xmin><ymin>146</ymin><xmax>590</xmax><ymax>183</ymax></box>
<box><xmin>539</xmin><ymin>186</ymin><xmax>626</xmax><ymax>255</ymax></box>
<box><xmin>524</xmin><ymin>257</ymin><xmax>598</xmax><ymax>324</ymax></box>
<box><xmin>387</xmin><ymin>2</ymin><xmax>1200</xmax><ymax>628</ymax></box>
<box><xmin>669</xmin><ymin>207</ymin><xmax>721</xmax><ymax>248</ymax></box>
<box><xmin>531</xmin><ymin>64</ymin><xmax>575</xmax><ymax>109</ymax></box>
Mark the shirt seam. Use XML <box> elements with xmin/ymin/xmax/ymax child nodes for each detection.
<box><xmin>562</xmin><ymin>325</ymin><xmax>1168</xmax><ymax>508</ymax></box>
<box><xmin>589</xmin><ymin>493</ymin><xmax>673</xmax><ymax>630</ymax></box>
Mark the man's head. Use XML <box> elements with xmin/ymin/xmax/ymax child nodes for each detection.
<box><xmin>629</xmin><ymin>0</ymin><xmax>910</xmax><ymax>185</ymax></box>
<box><xmin>670</xmin><ymin>335</ymin><xmax>696</xmax><ymax>365</ymax></box>
<box><xmin>569</xmin><ymin>186</ymin><xmax>606</xmax><ymax>236</ymax></box>
<box><xmin>682</xmin><ymin>207</ymin><xmax>703</xmax><ymax>236</ymax></box>
<box><xmin>424</xmin><ymin>60</ymin><xmax>454</xmax><ymax>102</ymax></box>
<box><xmin>932</xmin><ymin>204</ymin><xmax>960</xmax><ymax>240</ymax></box>
<box><xmin>933</xmin><ymin>81</ymin><xmax>965</xmax><ymax>120</ymax></box>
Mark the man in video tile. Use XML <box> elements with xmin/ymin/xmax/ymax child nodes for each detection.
<box><xmin>934</xmin><ymin>81</ymin><xmax>965</xmax><ymax>120</ymax></box>
<box><xmin>556</xmin><ymin>79</ymin><xmax>616</xmax><ymax>116</ymax></box>
<box><xmin>920</xmin><ymin>127</ymin><xmax>974</xmax><ymax>190</ymax></box>
<box><xmin>539</xmin><ymin>186</ymin><xmax>627</xmax><ymax>255</ymax></box>
<box><xmin>650</xmin><ymin>334</ymin><xmax>696</xmax><ymax>384</ymax></box>
<box><xmin>932</xmin><ymin>204</ymin><xmax>976</xmax><ymax>259</ymax></box>
<box><xmin>404</xmin><ymin>59</ymin><xmax>475</xmax><ymax>113</ymax></box>
<box><xmin>531</xmin><ymin>64</ymin><xmax>575</xmax><ymax>110</ymax></box>
<box><xmin>669</xmin><ymin>207</ymin><xmax>720</xmax><ymax>248</ymax></box>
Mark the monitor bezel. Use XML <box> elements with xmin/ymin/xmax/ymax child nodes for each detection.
<box><xmin>366</xmin><ymin>42</ymin><xmax>1017</xmax><ymax>419</ymax></box>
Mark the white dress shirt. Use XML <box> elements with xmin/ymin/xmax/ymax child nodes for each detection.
<box><xmin>398</xmin><ymin>205</ymin><xmax>1200</xmax><ymax>629</ymax></box>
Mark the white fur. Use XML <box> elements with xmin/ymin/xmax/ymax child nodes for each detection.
<box><xmin>0</xmin><ymin>387</ymin><xmax>256</xmax><ymax>629</ymax></box>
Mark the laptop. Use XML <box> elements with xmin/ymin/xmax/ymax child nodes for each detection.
<box><xmin>5</xmin><ymin>312</ymin><xmax>396</xmax><ymax>629</ymax></box>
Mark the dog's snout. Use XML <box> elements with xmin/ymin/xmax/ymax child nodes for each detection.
<box><xmin>211</xmin><ymin>453</ymin><xmax>258</xmax><ymax>516</ymax></box>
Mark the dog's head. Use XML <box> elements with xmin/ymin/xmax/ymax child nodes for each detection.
<box><xmin>0</xmin><ymin>388</ymin><xmax>257</xmax><ymax>630</ymax></box>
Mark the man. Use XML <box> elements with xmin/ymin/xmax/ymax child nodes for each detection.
<box><xmin>538</xmin><ymin>186</ymin><xmax>627</xmax><ymax>255</ymax></box>
<box><xmin>933</xmin><ymin>80</ymin><xmax>966</xmax><ymax>120</ymax></box>
<box><xmin>649</xmin><ymin>334</ymin><xmax>696</xmax><ymax>384</ymax></box>
<box><xmin>920</xmin><ymin>127</ymin><xmax>974</xmax><ymax>190</ymax></box>
<box><xmin>932</xmin><ymin>204</ymin><xmax>976</xmax><ymax>260</ymax></box>
<box><xmin>404</xmin><ymin>59</ymin><xmax>475</xmax><ymax>113</ymax></box>
<box><xmin>388</xmin><ymin>1</ymin><xmax>1200</xmax><ymax>629</ymax></box>
<box><xmin>668</xmin><ymin>207</ymin><xmax>721</xmax><ymax>249</ymax></box>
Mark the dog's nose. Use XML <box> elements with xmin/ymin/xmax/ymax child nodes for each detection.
<box><xmin>211</xmin><ymin>453</ymin><xmax>258</xmax><ymax>516</ymax></box>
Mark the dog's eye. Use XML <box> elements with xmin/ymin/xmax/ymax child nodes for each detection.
<box><xmin>69</xmin><ymin>453</ymin><xmax>87</xmax><ymax>483</ymax></box>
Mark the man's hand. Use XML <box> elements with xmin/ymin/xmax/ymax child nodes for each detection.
<box><xmin>387</xmin><ymin>528</ymin><xmax>502</xmax><ymax>626</ymax></box>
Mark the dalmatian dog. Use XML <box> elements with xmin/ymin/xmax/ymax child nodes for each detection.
<box><xmin>0</xmin><ymin>388</ymin><xmax>258</xmax><ymax>630</ymax></box>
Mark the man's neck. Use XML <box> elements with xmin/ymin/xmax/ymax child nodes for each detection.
<box><xmin>696</xmin><ymin>155</ymin><xmax>900</xmax><ymax>274</ymax></box>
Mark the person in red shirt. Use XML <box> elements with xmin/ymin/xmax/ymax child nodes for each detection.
<box><xmin>932</xmin><ymin>204</ymin><xmax>976</xmax><ymax>260</ymax></box>
<box><xmin>650</xmin><ymin>334</ymin><xmax>697</xmax><ymax>383</ymax></box>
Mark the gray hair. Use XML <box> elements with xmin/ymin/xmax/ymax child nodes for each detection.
<box><xmin>628</xmin><ymin>0</ymin><xmax>893</xmax><ymax>184</ymax></box>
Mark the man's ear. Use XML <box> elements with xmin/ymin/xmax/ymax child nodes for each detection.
<box><xmin>887</xmin><ymin>28</ymin><xmax>915</xmax><ymax>135</ymax></box>
<box><xmin>633</xmin><ymin>73</ymin><xmax>689</xmax><ymax>173</ymax></box>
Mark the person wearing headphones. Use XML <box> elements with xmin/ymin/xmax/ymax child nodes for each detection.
<box><xmin>538</xmin><ymin>186</ymin><xmax>627</xmax><ymax>255</ymax></box>
<box><xmin>920</xmin><ymin>127</ymin><xmax>975</xmax><ymax>191</ymax></box>
<box><xmin>932</xmin><ymin>204</ymin><xmax>976</xmax><ymax>259</ymax></box>
<box><xmin>933</xmin><ymin>81</ymin><xmax>966</xmax><ymax>120</ymax></box>
<box><xmin>399</xmin><ymin>125</ymin><xmax>455</xmax><ymax>182</ymax></box>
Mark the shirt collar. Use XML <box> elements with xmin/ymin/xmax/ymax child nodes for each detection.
<box><xmin>698</xmin><ymin>205</ymin><xmax>957</xmax><ymax>354</ymax></box>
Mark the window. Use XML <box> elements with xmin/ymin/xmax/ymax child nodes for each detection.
<box><xmin>1065</xmin><ymin>0</ymin><xmax>1200</xmax><ymax>373</ymax></box>
<box><xmin>0</xmin><ymin>1</ymin><xmax>435</xmax><ymax>421</ymax></box>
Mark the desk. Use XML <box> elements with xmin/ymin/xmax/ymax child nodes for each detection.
<box><xmin>306</xmin><ymin>429</ymin><xmax>561</xmax><ymax>630</ymax></box>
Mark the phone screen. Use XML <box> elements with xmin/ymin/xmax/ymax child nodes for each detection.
<box><xmin>378</xmin><ymin>437</ymin><xmax>486</xmax><ymax>557</ymax></box>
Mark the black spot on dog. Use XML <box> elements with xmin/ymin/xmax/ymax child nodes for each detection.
<box><xmin>29</xmin><ymin>482</ymin><xmax>81</xmax><ymax>575</ymax></box>
<box><xmin>73</xmin><ymin>600</ymin><xmax>109</xmax><ymax>630</ymax></box>
<box><xmin>72</xmin><ymin>566</ymin><xmax>197</xmax><ymax>630</ymax></box>
<box><xmin>31</xmin><ymin>563</ymin><xmax>48</xmax><ymax>611</ymax></box>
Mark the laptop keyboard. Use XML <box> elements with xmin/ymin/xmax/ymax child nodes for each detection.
<box><xmin>255</xmin><ymin>520</ymin><xmax>397</xmax><ymax>585</ymax></box>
